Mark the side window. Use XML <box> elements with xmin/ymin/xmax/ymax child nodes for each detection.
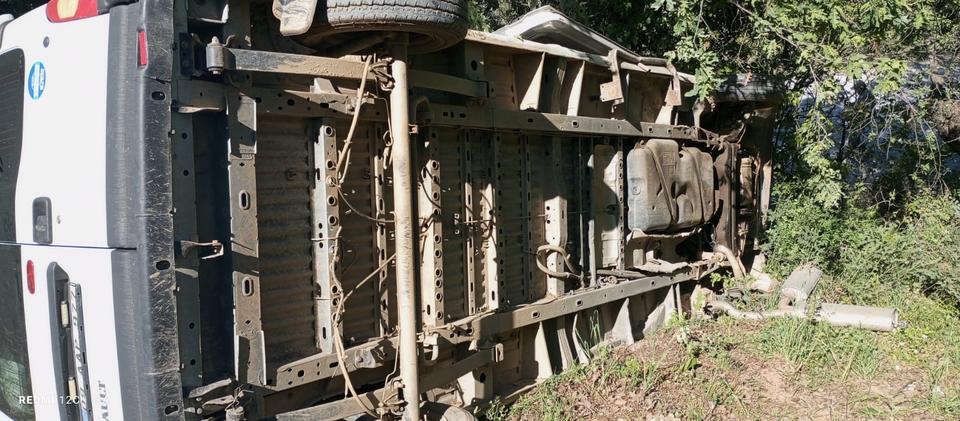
<box><xmin>0</xmin><ymin>48</ymin><xmax>33</xmax><ymax>421</ymax></box>
<box><xmin>0</xmin><ymin>48</ymin><xmax>24</xmax><ymax>242</ymax></box>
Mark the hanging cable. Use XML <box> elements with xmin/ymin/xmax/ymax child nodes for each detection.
<box><xmin>329</xmin><ymin>54</ymin><xmax>394</xmax><ymax>225</ymax></box>
<box><xmin>332</xmin><ymin>252</ymin><xmax>398</xmax><ymax>418</ymax></box>
<box><xmin>535</xmin><ymin>244</ymin><xmax>583</xmax><ymax>281</ymax></box>
<box><xmin>336</xmin><ymin>55</ymin><xmax>373</xmax><ymax>183</ymax></box>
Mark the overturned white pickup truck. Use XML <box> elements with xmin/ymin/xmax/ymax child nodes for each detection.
<box><xmin>0</xmin><ymin>2</ymin><xmax>780</xmax><ymax>420</ymax></box>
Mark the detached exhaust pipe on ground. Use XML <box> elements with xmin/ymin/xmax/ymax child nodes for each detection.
<box><xmin>706</xmin><ymin>263</ymin><xmax>905</xmax><ymax>332</ymax></box>
<box><xmin>706</xmin><ymin>299</ymin><xmax>903</xmax><ymax>332</ymax></box>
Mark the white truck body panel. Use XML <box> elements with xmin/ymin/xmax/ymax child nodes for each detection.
<box><xmin>2</xmin><ymin>8</ymin><xmax>111</xmax><ymax>248</ymax></box>
<box><xmin>17</xmin><ymin>246</ymin><xmax>123</xmax><ymax>421</ymax></box>
<box><xmin>1</xmin><ymin>7</ymin><xmax>123</xmax><ymax>421</ymax></box>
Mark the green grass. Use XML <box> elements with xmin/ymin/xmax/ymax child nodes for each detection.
<box><xmin>736</xmin><ymin>278</ymin><xmax>960</xmax><ymax>416</ymax></box>
<box><xmin>492</xmin><ymin>287</ymin><xmax>960</xmax><ymax>420</ymax></box>
<box><xmin>493</xmin><ymin>193</ymin><xmax>960</xmax><ymax>419</ymax></box>
<box><xmin>750</xmin><ymin>316</ymin><xmax>883</xmax><ymax>383</ymax></box>
<box><xmin>486</xmin><ymin>363</ymin><xmax>588</xmax><ymax>421</ymax></box>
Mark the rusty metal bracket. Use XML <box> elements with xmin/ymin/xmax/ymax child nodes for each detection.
<box><xmin>179</xmin><ymin>239</ymin><xmax>225</xmax><ymax>260</ymax></box>
<box><xmin>206</xmin><ymin>40</ymin><xmax>373</xmax><ymax>79</ymax></box>
<box><xmin>665</xmin><ymin>62</ymin><xmax>684</xmax><ymax>107</ymax></box>
<box><xmin>599</xmin><ymin>50</ymin><xmax>625</xmax><ymax>104</ymax></box>
<box><xmin>267</xmin><ymin>260</ymin><xmax>722</xmax><ymax>392</ymax></box>
<box><xmin>275</xmin><ymin>346</ymin><xmax>500</xmax><ymax>420</ymax></box>
<box><xmin>434</xmin><ymin>264</ymin><xmax>721</xmax><ymax>347</ymax></box>
<box><xmin>410</xmin><ymin>71</ymin><xmax>488</xmax><ymax>98</ymax></box>
<box><xmin>177</xmin><ymin>33</ymin><xmax>205</xmax><ymax>78</ymax></box>
<box><xmin>274</xmin><ymin>338</ymin><xmax>396</xmax><ymax>390</ymax></box>
<box><xmin>427</xmin><ymin>104</ymin><xmax>703</xmax><ymax>142</ymax></box>
<box><xmin>184</xmin><ymin>378</ymin><xmax>237</xmax><ymax>417</ymax></box>
<box><xmin>423</xmin><ymin>332</ymin><xmax>442</xmax><ymax>364</ymax></box>
<box><xmin>203</xmin><ymin>42</ymin><xmax>488</xmax><ymax>98</ymax></box>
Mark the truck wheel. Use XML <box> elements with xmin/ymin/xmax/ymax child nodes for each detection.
<box><xmin>296</xmin><ymin>0</ymin><xmax>469</xmax><ymax>54</ymax></box>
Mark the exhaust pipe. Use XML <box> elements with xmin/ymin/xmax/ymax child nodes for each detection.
<box><xmin>707</xmin><ymin>299</ymin><xmax>902</xmax><ymax>332</ymax></box>
<box><xmin>706</xmin><ymin>264</ymin><xmax>904</xmax><ymax>332</ymax></box>
<box><xmin>815</xmin><ymin>303</ymin><xmax>903</xmax><ymax>331</ymax></box>
<box><xmin>713</xmin><ymin>244</ymin><xmax>746</xmax><ymax>278</ymax></box>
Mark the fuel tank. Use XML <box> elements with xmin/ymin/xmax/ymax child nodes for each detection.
<box><xmin>627</xmin><ymin>139</ymin><xmax>715</xmax><ymax>233</ymax></box>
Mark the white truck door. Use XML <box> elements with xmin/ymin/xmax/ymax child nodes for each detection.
<box><xmin>1</xmin><ymin>3</ymin><xmax>183</xmax><ymax>420</ymax></box>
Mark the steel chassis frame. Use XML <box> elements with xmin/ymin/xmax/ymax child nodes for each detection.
<box><xmin>169</xmin><ymin>3</ymin><xmax>768</xmax><ymax>417</ymax></box>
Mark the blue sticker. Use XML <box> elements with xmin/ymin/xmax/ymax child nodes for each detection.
<box><xmin>28</xmin><ymin>62</ymin><xmax>45</xmax><ymax>100</ymax></box>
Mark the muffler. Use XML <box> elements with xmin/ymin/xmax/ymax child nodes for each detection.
<box><xmin>815</xmin><ymin>303</ymin><xmax>903</xmax><ymax>332</ymax></box>
<box><xmin>706</xmin><ymin>264</ymin><xmax>905</xmax><ymax>332</ymax></box>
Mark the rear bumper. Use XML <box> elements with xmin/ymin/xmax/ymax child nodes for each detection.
<box><xmin>104</xmin><ymin>1</ymin><xmax>183</xmax><ymax>419</ymax></box>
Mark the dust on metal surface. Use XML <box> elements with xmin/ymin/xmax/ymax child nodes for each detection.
<box><xmin>171</xmin><ymin>2</ymin><xmax>782</xmax><ymax>419</ymax></box>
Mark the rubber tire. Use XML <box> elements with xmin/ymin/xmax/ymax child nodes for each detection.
<box><xmin>296</xmin><ymin>0</ymin><xmax>469</xmax><ymax>54</ymax></box>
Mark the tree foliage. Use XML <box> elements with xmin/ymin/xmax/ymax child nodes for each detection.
<box><xmin>472</xmin><ymin>1</ymin><xmax>960</xmax><ymax>305</ymax></box>
<box><xmin>471</xmin><ymin>0</ymin><xmax>959</xmax><ymax>211</ymax></box>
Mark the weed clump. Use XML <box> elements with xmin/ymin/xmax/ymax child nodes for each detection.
<box><xmin>764</xmin><ymin>193</ymin><xmax>960</xmax><ymax>305</ymax></box>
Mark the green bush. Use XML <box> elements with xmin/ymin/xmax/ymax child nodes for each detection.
<box><xmin>764</xmin><ymin>192</ymin><xmax>960</xmax><ymax>305</ymax></box>
<box><xmin>762</xmin><ymin>197</ymin><xmax>846</xmax><ymax>278</ymax></box>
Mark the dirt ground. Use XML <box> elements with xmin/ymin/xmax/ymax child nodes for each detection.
<box><xmin>498</xmin><ymin>319</ymin><xmax>954</xmax><ymax>420</ymax></box>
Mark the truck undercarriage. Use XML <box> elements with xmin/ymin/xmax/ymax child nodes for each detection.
<box><xmin>167</xmin><ymin>2</ymin><xmax>780</xmax><ymax>419</ymax></box>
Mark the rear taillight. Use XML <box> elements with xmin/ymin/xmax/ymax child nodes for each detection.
<box><xmin>46</xmin><ymin>0</ymin><xmax>100</xmax><ymax>23</ymax></box>
<box><xmin>137</xmin><ymin>29</ymin><xmax>148</xmax><ymax>67</ymax></box>
<box><xmin>26</xmin><ymin>260</ymin><xmax>35</xmax><ymax>295</ymax></box>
